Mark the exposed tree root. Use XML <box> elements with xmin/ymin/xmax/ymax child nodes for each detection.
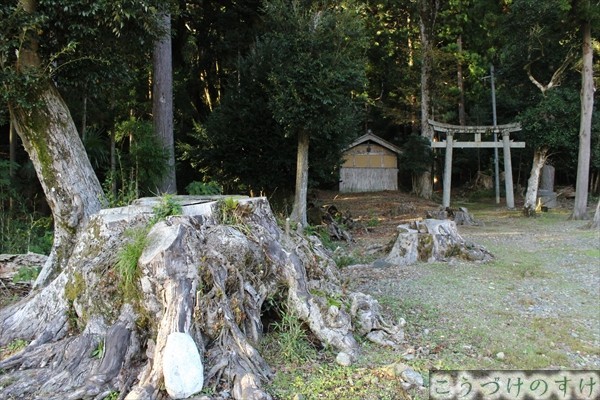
<box><xmin>0</xmin><ymin>197</ymin><xmax>405</xmax><ymax>399</ymax></box>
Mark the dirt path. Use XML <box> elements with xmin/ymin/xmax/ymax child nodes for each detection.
<box><xmin>317</xmin><ymin>191</ymin><xmax>600</xmax><ymax>372</ymax></box>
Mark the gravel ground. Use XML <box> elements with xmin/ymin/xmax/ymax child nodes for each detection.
<box><xmin>318</xmin><ymin>191</ymin><xmax>600</xmax><ymax>371</ymax></box>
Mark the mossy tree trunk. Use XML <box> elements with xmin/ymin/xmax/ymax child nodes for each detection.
<box><xmin>10</xmin><ymin>85</ymin><xmax>105</xmax><ymax>287</ymax></box>
<box><xmin>0</xmin><ymin>197</ymin><xmax>405</xmax><ymax>400</ymax></box>
<box><xmin>10</xmin><ymin>0</ymin><xmax>105</xmax><ymax>287</ymax></box>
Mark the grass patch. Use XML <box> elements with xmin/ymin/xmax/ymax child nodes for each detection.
<box><xmin>0</xmin><ymin>339</ymin><xmax>27</xmax><ymax>360</ymax></box>
<box><xmin>261</xmin><ymin>302</ymin><xmax>318</xmax><ymax>364</ymax></box>
<box><xmin>267</xmin><ymin>364</ymin><xmax>410</xmax><ymax>400</ymax></box>
<box><xmin>116</xmin><ymin>227</ymin><xmax>149</xmax><ymax>300</ymax></box>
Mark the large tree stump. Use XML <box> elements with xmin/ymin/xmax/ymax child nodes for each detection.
<box><xmin>384</xmin><ymin>219</ymin><xmax>493</xmax><ymax>266</ymax></box>
<box><xmin>0</xmin><ymin>196</ymin><xmax>405</xmax><ymax>400</ymax></box>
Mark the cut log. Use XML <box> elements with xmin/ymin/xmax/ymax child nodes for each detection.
<box><xmin>0</xmin><ymin>196</ymin><xmax>405</xmax><ymax>399</ymax></box>
<box><xmin>384</xmin><ymin>219</ymin><xmax>493</xmax><ymax>266</ymax></box>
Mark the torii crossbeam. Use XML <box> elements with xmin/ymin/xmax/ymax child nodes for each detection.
<box><xmin>428</xmin><ymin>119</ymin><xmax>525</xmax><ymax>209</ymax></box>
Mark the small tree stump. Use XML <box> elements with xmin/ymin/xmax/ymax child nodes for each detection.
<box><xmin>426</xmin><ymin>207</ymin><xmax>480</xmax><ymax>226</ymax></box>
<box><xmin>384</xmin><ymin>219</ymin><xmax>493</xmax><ymax>266</ymax></box>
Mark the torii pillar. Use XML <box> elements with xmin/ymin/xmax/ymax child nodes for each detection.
<box><xmin>429</xmin><ymin>119</ymin><xmax>525</xmax><ymax>210</ymax></box>
<box><xmin>502</xmin><ymin>130</ymin><xmax>516</xmax><ymax>209</ymax></box>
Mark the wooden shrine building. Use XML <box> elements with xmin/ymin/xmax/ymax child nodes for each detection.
<box><xmin>428</xmin><ymin>119</ymin><xmax>525</xmax><ymax>209</ymax></box>
<box><xmin>339</xmin><ymin>132</ymin><xmax>402</xmax><ymax>193</ymax></box>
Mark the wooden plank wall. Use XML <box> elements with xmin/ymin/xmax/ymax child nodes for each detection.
<box><xmin>339</xmin><ymin>167</ymin><xmax>398</xmax><ymax>193</ymax></box>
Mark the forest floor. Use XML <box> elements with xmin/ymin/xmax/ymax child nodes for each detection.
<box><xmin>265</xmin><ymin>189</ymin><xmax>600</xmax><ymax>400</ymax></box>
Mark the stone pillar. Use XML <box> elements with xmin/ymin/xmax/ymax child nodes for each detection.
<box><xmin>502</xmin><ymin>131</ymin><xmax>515</xmax><ymax>209</ymax></box>
<box><xmin>540</xmin><ymin>165</ymin><xmax>555</xmax><ymax>191</ymax></box>
<box><xmin>538</xmin><ymin>164</ymin><xmax>557</xmax><ymax>208</ymax></box>
<box><xmin>442</xmin><ymin>132</ymin><xmax>453</xmax><ymax>208</ymax></box>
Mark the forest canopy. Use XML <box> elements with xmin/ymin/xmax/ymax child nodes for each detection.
<box><xmin>1</xmin><ymin>0</ymin><xmax>598</xmax><ymax>222</ymax></box>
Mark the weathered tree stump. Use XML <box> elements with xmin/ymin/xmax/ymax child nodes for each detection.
<box><xmin>0</xmin><ymin>196</ymin><xmax>404</xmax><ymax>400</ymax></box>
<box><xmin>384</xmin><ymin>219</ymin><xmax>493</xmax><ymax>266</ymax></box>
<box><xmin>426</xmin><ymin>206</ymin><xmax>480</xmax><ymax>226</ymax></box>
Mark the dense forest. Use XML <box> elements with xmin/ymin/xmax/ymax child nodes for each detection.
<box><xmin>1</xmin><ymin>0</ymin><xmax>598</xmax><ymax>252</ymax></box>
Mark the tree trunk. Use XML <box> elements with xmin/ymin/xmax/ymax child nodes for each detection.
<box><xmin>588</xmin><ymin>198</ymin><xmax>600</xmax><ymax>229</ymax></box>
<box><xmin>153</xmin><ymin>12</ymin><xmax>177</xmax><ymax>194</ymax></box>
<box><xmin>0</xmin><ymin>196</ymin><xmax>405</xmax><ymax>399</ymax></box>
<box><xmin>291</xmin><ymin>130</ymin><xmax>310</xmax><ymax>227</ymax></box>
<box><xmin>415</xmin><ymin>0</ymin><xmax>438</xmax><ymax>200</ymax></box>
<box><xmin>523</xmin><ymin>147</ymin><xmax>549</xmax><ymax>217</ymax></box>
<box><xmin>571</xmin><ymin>19</ymin><xmax>593</xmax><ymax>220</ymax></box>
<box><xmin>9</xmin><ymin>0</ymin><xmax>105</xmax><ymax>288</ymax></box>
<box><xmin>457</xmin><ymin>36</ymin><xmax>466</xmax><ymax>127</ymax></box>
<box><xmin>9</xmin><ymin>122</ymin><xmax>16</xmax><ymax>211</ymax></box>
<box><xmin>10</xmin><ymin>85</ymin><xmax>105</xmax><ymax>287</ymax></box>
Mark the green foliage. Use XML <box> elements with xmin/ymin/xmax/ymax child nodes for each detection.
<box><xmin>0</xmin><ymin>160</ymin><xmax>53</xmax><ymax>255</ymax></box>
<box><xmin>150</xmin><ymin>194</ymin><xmax>182</xmax><ymax>224</ymax></box>
<box><xmin>82</xmin><ymin>126</ymin><xmax>110</xmax><ymax>170</ymax></box>
<box><xmin>12</xmin><ymin>266</ymin><xmax>42</xmax><ymax>283</ymax></box>
<box><xmin>103</xmin><ymin>391</ymin><xmax>119</xmax><ymax>400</ymax></box>
<box><xmin>113</xmin><ymin>118</ymin><xmax>168</xmax><ymax>196</ymax></box>
<box><xmin>183</xmin><ymin>0</ymin><xmax>369</xmax><ymax>194</ymax></box>
<box><xmin>185</xmin><ymin>181</ymin><xmax>222</xmax><ymax>196</ymax></box>
<box><xmin>102</xmin><ymin>169</ymin><xmax>138</xmax><ymax>208</ymax></box>
<box><xmin>334</xmin><ymin>254</ymin><xmax>358</xmax><ymax>269</ymax></box>
<box><xmin>304</xmin><ymin>224</ymin><xmax>336</xmax><ymax>250</ymax></box>
<box><xmin>91</xmin><ymin>339</ymin><xmax>105</xmax><ymax>359</ymax></box>
<box><xmin>517</xmin><ymin>88</ymin><xmax>580</xmax><ymax>168</ymax></box>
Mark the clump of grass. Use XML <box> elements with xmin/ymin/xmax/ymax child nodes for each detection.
<box><xmin>262</xmin><ymin>302</ymin><xmax>317</xmax><ymax>364</ymax></box>
<box><xmin>216</xmin><ymin>197</ymin><xmax>240</xmax><ymax>225</ymax></box>
<box><xmin>0</xmin><ymin>339</ymin><xmax>28</xmax><ymax>359</ymax></box>
<box><xmin>150</xmin><ymin>194</ymin><xmax>182</xmax><ymax>224</ymax></box>
<box><xmin>305</xmin><ymin>224</ymin><xmax>336</xmax><ymax>250</ymax></box>
<box><xmin>116</xmin><ymin>227</ymin><xmax>149</xmax><ymax>299</ymax></box>
<box><xmin>116</xmin><ymin>194</ymin><xmax>183</xmax><ymax>299</ymax></box>
<box><xmin>12</xmin><ymin>265</ymin><xmax>41</xmax><ymax>283</ymax></box>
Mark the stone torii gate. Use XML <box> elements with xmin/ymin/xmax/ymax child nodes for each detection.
<box><xmin>428</xmin><ymin>119</ymin><xmax>525</xmax><ymax>209</ymax></box>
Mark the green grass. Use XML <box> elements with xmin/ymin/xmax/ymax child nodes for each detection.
<box><xmin>116</xmin><ymin>227</ymin><xmax>149</xmax><ymax>299</ymax></box>
<box><xmin>264</xmin><ymin>203</ymin><xmax>599</xmax><ymax>399</ymax></box>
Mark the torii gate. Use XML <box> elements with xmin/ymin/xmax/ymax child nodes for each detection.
<box><xmin>428</xmin><ymin>119</ymin><xmax>525</xmax><ymax>209</ymax></box>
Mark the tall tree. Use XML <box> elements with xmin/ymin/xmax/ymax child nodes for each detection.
<box><xmin>415</xmin><ymin>0</ymin><xmax>439</xmax><ymax>199</ymax></box>
<box><xmin>260</xmin><ymin>0</ymin><xmax>368</xmax><ymax>226</ymax></box>
<box><xmin>571</xmin><ymin>0</ymin><xmax>595</xmax><ymax>219</ymax></box>
<box><xmin>5</xmin><ymin>0</ymin><xmax>105</xmax><ymax>286</ymax></box>
<box><xmin>496</xmin><ymin>0</ymin><xmax>580</xmax><ymax>215</ymax></box>
<box><xmin>153</xmin><ymin>10</ymin><xmax>176</xmax><ymax>194</ymax></box>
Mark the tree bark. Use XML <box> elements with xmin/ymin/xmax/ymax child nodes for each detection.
<box><xmin>153</xmin><ymin>12</ymin><xmax>177</xmax><ymax>194</ymax></box>
<box><xmin>291</xmin><ymin>130</ymin><xmax>310</xmax><ymax>227</ymax></box>
<box><xmin>10</xmin><ymin>86</ymin><xmax>106</xmax><ymax>287</ymax></box>
<box><xmin>9</xmin><ymin>122</ymin><xmax>16</xmax><ymax>211</ymax></box>
<box><xmin>415</xmin><ymin>0</ymin><xmax>438</xmax><ymax>200</ymax></box>
<box><xmin>523</xmin><ymin>147</ymin><xmax>549</xmax><ymax>217</ymax></box>
<box><xmin>457</xmin><ymin>36</ymin><xmax>466</xmax><ymax>127</ymax></box>
<box><xmin>571</xmin><ymin>18</ymin><xmax>593</xmax><ymax>220</ymax></box>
